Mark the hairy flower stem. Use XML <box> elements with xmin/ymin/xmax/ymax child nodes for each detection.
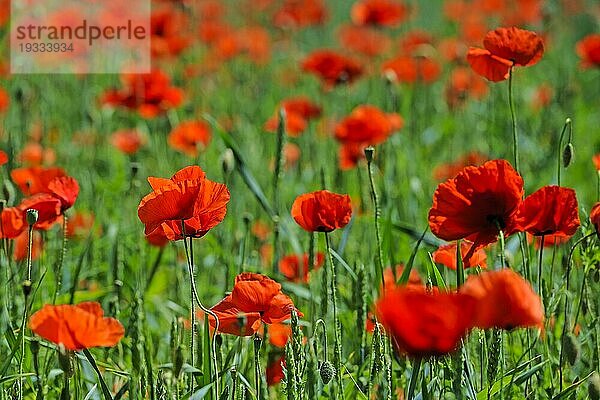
<box><xmin>537</xmin><ymin>235</ymin><xmax>545</xmax><ymax>303</ymax></box>
<box><xmin>53</xmin><ymin>215</ymin><xmax>68</xmax><ymax>304</ymax></box>
<box><xmin>508</xmin><ymin>66</ymin><xmax>519</xmax><ymax>174</ymax></box>
<box><xmin>254</xmin><ymin>335</ymin><xmax>262</xmax><ymax>400</ymax></box>
<box><xmin>325</xmin><ymin>233</ymin><xmax>343</xmax><ymax>398</ymax></box>
<box><xmin>181</xmin><ymin>221</ymin><xmax>220</xmax><ymax>397</ymax></box>
<box><xmin>366</xmin><ymin>148</ymin><xmax>385</xmax><ymax>290</ymax></box>
<box><xmin>559</xmin><ymin>232</ymin><xmax>595</xmax><ymax>390</ymax></box>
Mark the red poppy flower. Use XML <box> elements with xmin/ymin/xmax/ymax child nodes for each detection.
<box><xmin>0</xmin><ymin>207</ymin><xmax>25</xmax><ymax>239</ymax></box>
<box><xmin>590</xmin><ymin>202</ymin><xmax>600</xmax><ymax>239</ymax></box>
<box><xmin>278</xmin><ymin>252</ymin><xmax>325</xmax><ymax>283</ymax></box>
<box><xmin>382</xmin><ymin>55</ymin><xmax>441</xmax><ymax>84</ymax></box>
<box><xmin>301</xmin><ymin>50</ymin><xmax>364</xmax><ymax>87</ymax></box>
<box><xmin>514</xmin><ymin>186</ymin><xmax>580</xmax><ymax>238</ymax></box>
<box><xmin>18</xmin><ymin>194</ymin><xmax>62</xmax><ymax>230</ymax></box>
<box><xmin>0</xmin><ymin>87</ymin><xmax>9</xmax><ymax>113</ymax></box>
<box><xmin>576</xmin><ymin>34</ymin><xmax>600</xmax><ymax>69</ymax></box>
<box><xmin>428</xmin><ymin>159</ymin><xmax>524</xmax><ymax>252</ymax></box>
<box><xmin>467</xmin><ymin>27</ymin><xmax>544</xmax><ymax>82</ymax></box>
<box><xmin>138</xmin><ymin>166</ymin><xmax>230</xmax><ymax>241</ymax></box>
<box><xmin>150</xmin><ymin>6</ymin><xmax>192</xmax><ymax>58</ymax></box>
<box><xmin>272</xmin><ymin>0</ymin><xmax>328</xmax><ymax>28</ymax></box>
<box><xmin>209</xmin><ymin>273</ymin><xmax>302</xmax><ymax>336</ymax></box>
<box><xmin>264</xmin><ymin>97</ymin><xmax>321</xmax><ymax>137</ymax></box>
<box><xmin>11</xmin><ymin>167</ymin><xmax>66</xmax><ymax>196</ymax></box>
<box><xmin>29</xmin><ymin>302</ymin><xmax>125</xmax><ymax>351</ymax></box>
<box><xmin>101</xmin><ymin>69</ymin><xmax>184</xmax><ymax>119</ymax></box>
<box><xmin>445</xmin><ymin>67</ymin><xmax>489</xmax><ymax>109</ymax></box>
<box><xmin>291</xmin><ymin>190</ymin><xmax>352</xmax><ymax>232</ymax></box>
<box><xmin>338</xmin><ymin>25</ymin><xmax>392</xmax><ymax>57</ymax></box>
<box><xmin>13</xmin><ymin>230</ymin><xmax>42</xmax><ymax>261</ymax></box>
<box><xmin>351</xmin><ymin>0</ymin><xmax>408</xmax><ymax>27</ymax></box>
<box><xmin>17</xmin><ymin>142</ymin><xmax>56</xmax><ymax>167</ymax></box>
<box><xmin>168</xmin><ymin>121</ymin><xmax>212</xmax><ymax>157</ymax></box>
<box><xmin>460</xmin><ymin>269</ymin><xmax>543</xmax><ymax>330</ymax></box>
<box><xmin>527</xmin><ymin>233</ymin><xmax>570</xmax><ymax>249</ymax></box>
<box><xmin>433</xmin><ymin>241</ymin><xmax>487</xmax><ymax>270</ymax></box>
<box><xmin>593</xmin><ymin>154</ymin><xmax>600</xmax><ymax>171</ymax></box>
<box><xmin>0</xmin><ymin>150</ymin><xmax>8</xmax><ymax>166</ymax></box>
<box><xmin>375</xmin><ymin>286</ymin><xmax>475</xmax><ymax>357</ymax></box>
<box><xmin>48</xmin><ymin>176</ymin><xmax>79</xmax><ymax>212</ymax></box>
<box><xmin>266</xmin><ymin>354</ymin><xmax>286</xmax><ymax>386</ymax></box>
<box><xmin>268</xmin><ymin>323</ymin><xmax>293</xmax><ymax>348</ymax></box>
<box><xmin>335</xmin><ymin>104</ymin><xmax>403</xmax><ymax>143</ymax></box>
<box><xmin>66</xmin><ymin>211</ymin><xmax>95</xmax><ymax>239</ymax></box>
<box><xmin>110</xmin><ymin>130</ymin><xmax>145</xmax><ymax>155</ymax></box>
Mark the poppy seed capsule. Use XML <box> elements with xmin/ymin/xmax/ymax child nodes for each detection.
<box><xmin>563</xmin><ymin>143</ymin><xmax>573</xmax><ymax>168</ymax></box>
<box><xmin>319</xmin><ymin>360</ymin><xmax>335</xmax><ymax>384</ymax></box>
<box><xmin>220</xmin><ymin>148</ymin><xmax>235</xmax><ymax>176</ymax></box>
<box><xmin>26</xmin><ymin>209</ymin><xmax>39</xmax><ymax>226</ymax></box>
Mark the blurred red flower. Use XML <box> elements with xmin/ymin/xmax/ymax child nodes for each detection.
<box><xmin>351</xmin><ymin>0</ymin><xmax>408</xmax><ymax>27</ymax></box>
<box><xmin>273</xmin><ymin>0</ymin><xmax>328</xmax><ymax>28</ymax></box>
<box><xmin>338</xmin><ymin>25</ymin><xmax>392</xmax><ymax>57</ymax></box>
<box><xmin>432</xmin><ymin>151</ymin><xmax>488</xmax><ymax>181</ymax></box>
<box><xmin>110</xmin><ymin>130</ymin><xmax>145</xmax><ymax>155</ymax></box>
<box><xmin>0</xmin><ymin>207</ymin><xmax>25</xmax><ymax>239</ymax></box>
<box><xmin>376</xmin><ymin>286</ymin><xmax>475</xmax><ymax>357</ymax></box>
<box><xmin>266</xmin><ymin>354</ymin><xmax>286</xmax><ymax>386</ymax></box>
<box><xmin>460</xmin><ymin>269</ymin><xmax>544</xmax><ymax>330</ymax></box>
<box><xmin>150</xmin><ymin>6</ymin><xmax>192</xmax><ymax>58</ymax></box>
<box><xmin>576</xmin><ymin>34</ymin><xmax>600</xmax><ymax>69</ymax></box>
<box><xmin>291</xmin><ymin>190</ymin><xmax>352</xmax><ymax>232</ymax></box>
<box><xmin>264</xmin><ymin>96</ymin><xmax>321</xmax><ymax>137</ymax></box>
<box><xmin>432</xmin><ymin>241</ymin><xmax>487</xmax><ymax>270</ymax></box>
<box><xmin>302</xmin><ymin>50</ymin><xmax>363</xmax><ymax>87</ymax></box>
<box><xmin>591</xmin><ymin>202</ymin><xmax>600</xmax><ymax>239</ymax></box>
<box><xmin>30</xmin><ymin>302</ymin><xmax>124</xmax><ymax>351</ymax></box>
<box><xmin>278</xmin><ymin>252</ymin><xmax>325</xmax><ymax>283</ymax></box>
<box><xmin>168</xmin><ymin>121</ymin><xmax>212</xmax><ymax>157</ymax></box>
<box><xmin>101</xmin><ymin>69</ymin><xmax>184</xmax><ymax>118</ymax></box>
<box><xmin>48</xmin><ymin>176</ymin><xmax>80</xmax><ymax>212</ymax></box>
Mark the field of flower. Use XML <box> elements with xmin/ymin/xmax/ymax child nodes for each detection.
<box><xmin>1</xmin><ymin>0</ymin><xmax>600</xmax><ymax>399</ymax></box>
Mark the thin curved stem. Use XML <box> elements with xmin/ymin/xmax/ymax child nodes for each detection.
<box><xmin>366</xmin><ymin>152</ymin><xmax>385</xmax><ymax>290</ymax></box>
<box><xmin>537</xmin><ymin>235</ymin><xmax>544</xmax><ymax>302</ymax></box>
<box><xmin>508</xmin><ymin>66</ymin><xmax>519</xmax><ymax>174</ymax></box>
<box><xmin>181</xmin><ymin>222</ymin><xmax>220</xmax><ymax>397</ymax></box>
<box><xmin>325</xmin><ymin>233</ymin><xmax>343</xmax><ymax>398</ymax></box>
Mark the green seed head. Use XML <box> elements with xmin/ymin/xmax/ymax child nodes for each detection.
<box><xmin>26</xmin><ymin>209</ymin><xmax>39</xmax><ymax>226</ymax></box>
<box><xmin>319</xmin><ymin>360</ymin><xmax>335</xmax><ymax>384</ymax></box>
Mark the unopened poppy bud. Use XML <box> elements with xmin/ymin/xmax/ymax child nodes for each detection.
<box><xmin>58</xmin><ymin>345</ymin><xmax>74</xmax><ymax>378</ymax></box>
<box><xmin>242</xmin><ymin>212</ymin><xmax>253</xmax><ymax>226</ymax></box>
<box><xmin>220</xmin><ymin>148</ymin><xmax>235</xmax><ymax>176</ymax></box>
<box><xmin>364</xmin><ymin>146</ymin><xmax>375</xmax><ymax>163</ymax></box>
<box><xmin>22</xmin><ymin>280</ymin><xmax>32</xmax><ymax>297</ymax></box>
<box><xmin>562</xmin><ymin>333</ymin><xmax>580</xmax><ymax>366</ymax></box>
<box><xmin>26</xmin><ymin>209</ymin><xmax>39</xmax><ymax>226</ymax></box>
<box><xmin>319</xmin><ymin>360</ymin><xmax>335</xmax><ymax>384</ymax></box>
<box><xmin>0</xmin><ymin>199</ymin><xmax>5</xmax><ymax>211</ymax></box>
<box><xmin>383</xmin><ymin>69</ymin><xmax>397</xmax><ymax>84</ymax></box>
<box><xmin>589</xmin><ymin>371</ymin><xmax>600</xmax><ymax>400</ymax></box>
<box><xmin>563</xmin><ymin>143</ymin><xmax>573</xmax><ymax>168</ymax></box>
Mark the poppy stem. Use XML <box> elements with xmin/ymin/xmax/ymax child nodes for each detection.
<box><xmin>181</xmin><ymin>222</ymin><xmax>221</xmax><ymax>397</ymax></box>
<box><xmin>365</xmin><ymin>147</ymin><xmax>385</xmax><ymax>291</ymax></box>
<box><xmin>456</xmin><ymin>239</ymin><xmax>464</xmax><ymax>288</ymax></box>
<box><xmin>253</xmin><ymin>334</ymin><xmax>262</xmax><ymax>400</ymax></box>
<box><xmin>53</xmin><ymin>215</ymin><xmax>68</xmax><ymax>304</ymax></box>
<box><xmin>325</xmin><ymin>232</ymin><xmax>343</xmax><ymax>398</ymax></box>
<box><xmin>508</xmin><ymin>66</ymin><xmax>519</xmax><ymax>174</ymax></box>
<box><xmin>559</xmin><ymin>231</ymin><xmax>595</xmax><ymax>390</ymax></box>
<box><xmin>537</xmin><ymin>235</ymin><xmax>544</xmax><ymax>303</ymax></box>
